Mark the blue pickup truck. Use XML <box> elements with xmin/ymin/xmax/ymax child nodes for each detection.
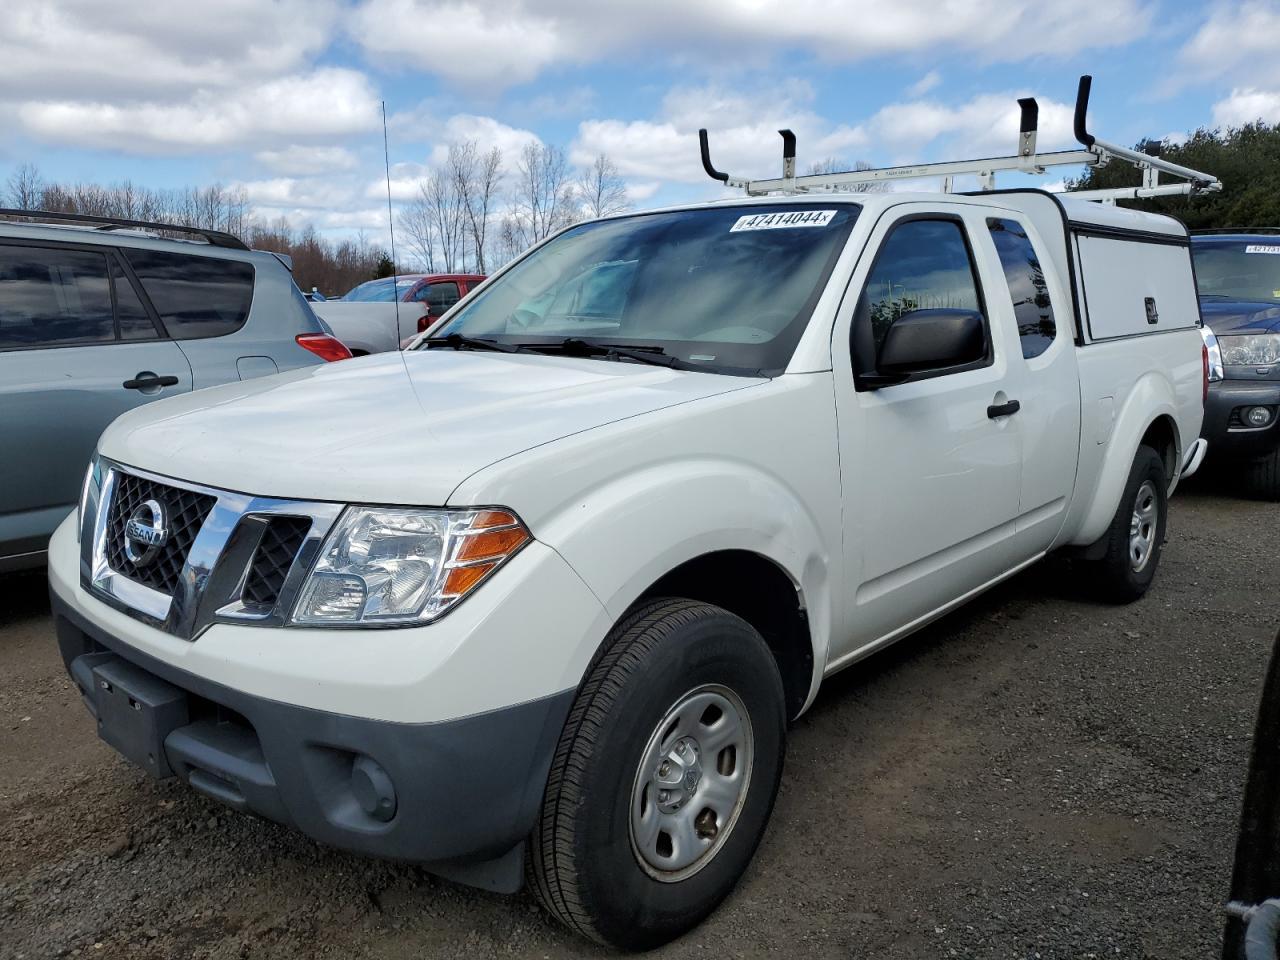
<box><xmin>1191</xmin><ymin>230</ymin><xmax>1280</xmax><ymax>499</ymax></box>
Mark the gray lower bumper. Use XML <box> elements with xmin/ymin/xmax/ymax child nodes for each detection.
<box><xmin>52</xmin><ymin>593</ymin><xmax>573</xmax><ymax>892</ymax></box>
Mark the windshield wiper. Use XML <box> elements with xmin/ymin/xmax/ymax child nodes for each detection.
<box><xmin>421</xmin><ymin>333</ymin><xmax>534</xmax><ymax>354</ymax></box>
<box><xmin>536</xmin><ymin>337</ymin><xmax>681</xmax><ymax>368</ymax></box>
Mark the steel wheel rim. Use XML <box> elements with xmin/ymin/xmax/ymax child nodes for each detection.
<box><xmin>629</xmin><ymin>683</ymin><xmax>754</xmax><ymax>882</ymax></box>
<box><xmin>1129</xmin><ymin>479</ymin><xmax>1159</xmax><ymax>573</ymax></box>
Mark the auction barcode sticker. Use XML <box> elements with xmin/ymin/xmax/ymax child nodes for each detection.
<box><xmin>1245</xmin><ymin>244</ymin><xmax>1280</xmax><ymax>254</ymax></box>
<box><xmin>730</xmin><ymin>210</ymin><xmax>837</xmax><ymax>232</ymax></box>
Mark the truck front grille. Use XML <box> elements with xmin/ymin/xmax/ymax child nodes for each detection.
<box><xmin>106</xmin><ymin>473</ymin><xmax>216</xmax><ymax>596</ymax></box>
<box><xmin>241</xmin><ymin>516</ymin><xmax>312</xmax><ymax>609</ymax></box>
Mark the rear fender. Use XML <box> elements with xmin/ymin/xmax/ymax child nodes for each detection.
<box><xmin>1070</xmin><ymin>372</ymin><xmax>1181</xmax><ymax>548</ymax></box>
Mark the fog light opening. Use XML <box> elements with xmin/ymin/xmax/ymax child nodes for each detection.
<box><xmin>350</xmin><ymin>755</ymin><xmax>398</xmax><ymax>823</ymax></box>
<box><xmin>1245</xmin><ymin>405</ymin><xmax>1275</xmax><ymax>428</ymax></box>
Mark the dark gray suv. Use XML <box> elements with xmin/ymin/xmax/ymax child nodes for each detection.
<box><xmin>0</xmin><ymin>210</ymin><xmax>352</xmax><ymax>571</ymax></box>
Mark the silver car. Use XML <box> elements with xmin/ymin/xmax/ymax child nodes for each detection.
<box><xmin>0</xmin><ymin>210</ymin><xmax>350</xmax><ymax>572</ymax></box>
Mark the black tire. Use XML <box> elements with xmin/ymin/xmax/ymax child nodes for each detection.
<box><xmin>1086</xmin><ymin>444</ymin><xmax>1168</xmax><ymax>604</ymax></box>
<box><xmin>528</xmin><ymin>598</ymin><xmax>786</xmax><ymax>950</ymax></box>
<box><xmin>1244</xmin><ymin>447</ymin><xmax>1280</xmax><ymax>501</ymax></box>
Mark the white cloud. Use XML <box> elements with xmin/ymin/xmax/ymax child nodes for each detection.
<box><xmin>348</xmin><ymin>0</ymin><xmax>562</xmax><ymax>90</ymax></box>
<box><xmin>907</xmin><ymin>71</ymin><xmax>942</xmax><ymax>97</ymax></box>
<box><xmin>256</xmin><ymin>145</ymin><xmax>360</xmax><ymax>176</ymax></box>
<box><xmin>573</xmin><ymin>82</ymin><xmax>1076</xmax><ymax>190</ymax></box>
<box><xmin>238</xmin><ymin>177</ymin><xmax>362</xmax><ymax>210</ymax></box>
<box><xmin>625</xmin><ymin>181</ymin><xmax>661</xmax><ymax>203</ymax></box>
<box><xmin>0</xmin><ymin>0</ymin><xmax>340</xmax><ymax>101</ymax></box>
<box><xmin>1212</xmin><ymin>87</ymin><xmax>1280</xmax><ymax>127</ymax></box>
<box><xmin>19</xmin><ymin>68</ymin><xmax>380</xmax><ymax>154</ymax></box>
<box><xmin>867</xmin><ymin>92</ymin><xmax>1077</xmax><ymax>157</ymax></box>
<box><xmin>425</xmin><ymin>115</ymin><xmax>541</xmax><ymax>168</ymax></box>
<box><xmin>1181</xmin><ymin>2</ymin><xmax>1280</xmax><ymax>90</ymax></box>
<box><xmin>573</xmin><ymin>81</ymin><xmax>866</xmax><ymax>185</ymax></box>
<box><xmin>346</xmin><ymin>0</ymin><xmax>1151</xmax><ymax>89</ymax></box>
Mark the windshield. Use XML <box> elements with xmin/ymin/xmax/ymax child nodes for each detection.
<box><xmin>343</xmin><ymin>277</ymin><xmax>419</xmax><ymax>302</ymax></box>
<box><xmin>1192</xmin><ymin>240</ymin><xmax>1280</xmax><ymax>303</ymax></box>
<box><xmin>427</xmin><ymin>203</ymin><xmax>860</xmax><ymax>375</ymax></box>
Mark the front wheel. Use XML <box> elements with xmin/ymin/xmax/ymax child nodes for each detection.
<box><xmin>1086</xmin><ymin>444</ymin><xmax>1169</xmax><ymax>603</ymax></box>
<box><xmin>528</xmin><ymin>598</ymin><xmax>786</xmax><ymax>950</ymax></box>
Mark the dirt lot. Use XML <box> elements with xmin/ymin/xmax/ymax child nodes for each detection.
<box><xmin>2</xmin><ymin>482</ymin><xmax>1277</xmax><ymax>960</ymax></box>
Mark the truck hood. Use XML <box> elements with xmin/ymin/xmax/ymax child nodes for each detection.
<box><xmin>1200</xmin><ymin>298</ymin><xmax>1280</xmax><ymax>335</ymax></box>
<box><xmin>99</xmin><ymin>350</ymin><xmax>762</xmax><ymax>505</ymax></box>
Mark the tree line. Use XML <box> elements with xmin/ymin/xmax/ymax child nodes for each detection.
<box><xmin>3</xmin><ymin>163</ymin><xmax>393</xmax><ymax>295</ymax></box>
<box><xmin>3</xmin><ymin>142</ymin><xmax>632</xmax><ymax>296</ymax></box>
<box><xmin>1067</xmin><ymin>121</ymin><xmax>1280</xmax><ymax>227</ymax></box>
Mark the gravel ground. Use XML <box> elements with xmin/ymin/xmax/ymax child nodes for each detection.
<box><xmin>1</xmin><ymin>481</ymin><xmax>1277</xmax><ymax>960</ymax></box>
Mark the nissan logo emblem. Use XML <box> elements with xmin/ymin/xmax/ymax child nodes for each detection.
<box><xmin>123</xmin><ymin>498</ymin><xmax>169</xmax><ymax>566</ymax></box>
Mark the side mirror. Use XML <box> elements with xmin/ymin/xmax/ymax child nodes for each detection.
<box><xmin>876</xmin><ymin>309</ymin><xmax>986</xmax><ymax>375</ymax></box>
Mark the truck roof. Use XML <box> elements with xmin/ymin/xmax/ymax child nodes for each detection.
<box><xmin>619</xmin><ymin>189</ymin><xmax>1189</xmax><ymax>239</ymax></box>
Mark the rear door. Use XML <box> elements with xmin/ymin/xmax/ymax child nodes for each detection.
<box><xmin>122</xmin><ymin>248</ymin><xmax>260</xmax><ymax>389</ymax></box>
<box><xmin>977</xmin><ymin>213</ymin><xmax>1081</xmax><ymax>552</ymax></box>
<box><xmin>0</xmin><ymin>240</ymin><xmax>192</xmax><ymax>562</ymax></box>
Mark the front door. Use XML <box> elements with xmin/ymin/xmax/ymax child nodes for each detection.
<box><xmin>831</xmin><ymin>209</ymin><xmax>1024</xmax><ymax>663</ymax></box>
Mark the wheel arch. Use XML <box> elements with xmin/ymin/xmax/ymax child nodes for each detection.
<box><xmin>636</xmin><ymin>549</ymin><xmax>817</xmax><ymax>721</ymax></box>
<box><xmin>1069</xmin><ymin>373</ymin><xmax>1182</xmax><ymax>548</ymax></box>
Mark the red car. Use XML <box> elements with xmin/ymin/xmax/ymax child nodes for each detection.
<box><xmin>400</xmin><ymin>274</ymin><xmax>486</xmax><ymax>333</ymax></box>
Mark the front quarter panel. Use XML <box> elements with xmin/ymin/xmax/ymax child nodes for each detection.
<box><xmin>449</xmin><ymin>374</ymin><xmax>844</xmax><ymax>710</ymax></box>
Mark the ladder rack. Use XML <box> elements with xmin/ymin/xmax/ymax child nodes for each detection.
<box><xmin>698</xmin><ymin>76</ymin><xmax>1222</xmax><ymax>204</ymax></box>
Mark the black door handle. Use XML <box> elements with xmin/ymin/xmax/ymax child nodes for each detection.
<box><xmin>987</xmin><ymin>399</ymin><xmax>1021</xmax><ymax>419</ymax></box>
<box><xmin>122</xmin><ymin>374</ymin><xmax>180</xmax><ymax>391</ymax></box>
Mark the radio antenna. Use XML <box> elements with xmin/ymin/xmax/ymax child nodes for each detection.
<box><xmin>381</xmin><ymin>100</ymin><xmax>400</xmax><ymax>337</ymax></box>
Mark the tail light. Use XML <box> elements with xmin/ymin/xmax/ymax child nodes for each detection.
<box><xmin>417</xmin><ymin>315</ymin><xmax>432</xmax><ymax>333</ymax></box>
<box><xmin>1202</xmin><ymin>342</ymin><xmax>1209</xmax><ymax>406</ymax></box>
<box><xmin>296</xmin><ymin>333</ymin><xmax>353</xmax><ymax>362</ymax></box>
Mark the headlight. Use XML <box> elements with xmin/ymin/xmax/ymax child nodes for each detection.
<box><xmin>291</xmin><ymin>506</ymin><xmax>530</xmax><ymax>626</ymax></box>
<box><xmin>1218</xmin><ymin>333</ymin><xmax>1280</xmax><ymax>367</ymax></box>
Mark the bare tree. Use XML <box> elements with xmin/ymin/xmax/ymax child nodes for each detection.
<box><xmin>577</xmin><ymin>153</ymin><xmax>630</xmax><ymax>219</ymax></box>
<box><xmin>467</xmin><ymin>146</ymin><xmax>503</xmax><ymax>273</ymax></box>
<box><xmin>805</xmin><ymin>158</ymin><xmax>889</xmax><ymax>193</ymax></box>
<box><xmin>426</xmin><ymin>167</ymin><xmax>468</xmax><ymax>272</ymax></box>
<box><xmin>398</xmin><ymin>189</ymin><xmax>437</xmax><ymax>273</ymax></box>
<box><xmin>505</xmin><ymin>142</ymin><xmax>578</xmax><ymax>254</ymax></box>
<box><xmin>5</xmin><ymin>163</ymin><xmax>44</xmax><ymax>208</ymax></box>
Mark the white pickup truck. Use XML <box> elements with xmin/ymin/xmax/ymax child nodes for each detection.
<box><xmin>50</xmin><ymin>188</ymin><xmax>1207</xmax><ymax>948</ymax></box>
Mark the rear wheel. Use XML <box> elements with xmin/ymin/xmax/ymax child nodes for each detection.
<box><xmin>1244</xmin><ymin>447</ymin><xmax>1280</xmax><ymax>501</ymax></box>
<box><xmin>528</xmin><ymin>598</ymin><xmax>786</xmax><ymax>950</ymax></box>
<box><xmin>1086</xmin><ymin>444</ymin><xmax>1168</xmax><ymax>603</ymax></box>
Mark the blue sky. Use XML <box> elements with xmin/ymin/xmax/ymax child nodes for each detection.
<box><xmin>2</xmin><ymin>0</ymin><xmax>1277</xmax><ymax>250</ymax></box>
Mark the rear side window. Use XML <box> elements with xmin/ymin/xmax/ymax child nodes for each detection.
<box><xmin>424</xmin><ymin>281</ymin><xmax>460</xmax><ymax>313</ymax></box>
<box><xmin>987</xmin><ymin>218</ymin><xmax>1056</xmax><ymax>359</ymax></box>
<box><xmin>125</xmin><ymin>249</ymin><xmax>254</xmax><ymax>339</ymax></box>
<box><xmin>0</xmin><ymin>244</ymin><xmax>114</xmax><ymax>348</ymax></box>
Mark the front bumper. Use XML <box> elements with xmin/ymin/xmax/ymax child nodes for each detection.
<box><xmin>52</xmin><ymin>593</ymin><xmax>572</xmax><ymax>892</ymax></box>
<box><xmin>1202</xmin><ymin>380</ymin><xmax>1280</xmax><ymax>460</ymax></box>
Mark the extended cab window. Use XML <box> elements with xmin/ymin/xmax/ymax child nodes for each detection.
<box><xmin>125</xmin><ymin>249</ymin><xmax>254</xmax><ymax>339</ymax></box>
<box><xmin>431</xmin><ymin>204</ymin><xmax>860</xmax><ymax>375</ymax></box>
<box><xmin>0</xmin><ymin>244</ymin><xmax>114</xmax><ymax>349</ymax></box>
<box><xmin>987</xmin><ymin>218</ymin><xmax>1056</xmax><ymax>358</ymax></box>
